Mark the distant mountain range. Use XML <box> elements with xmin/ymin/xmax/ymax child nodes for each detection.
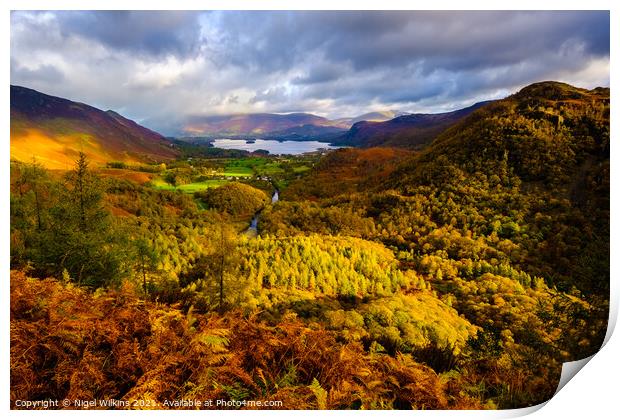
<box><xmin>10</xmin><ymin>85</ymin><xmax>498</xmax><ymax>169</ymax></box>
<box><xmin>178</xmin><ymin>104</ymin><xmax>486</xmax><ymax>150</ymax></box>
<box><xmin>181</xmin><ymin>113</ymin><xmax>349</xmax><ymax>139</ymax></box>
<box><xmin>10</xmin><ymin>85</ymin><xmax>179</xmax><ymax>169</ymax></box>
<box><xmin>178</xmin><ymin>110</ymin><xmax>406</xmax><ymax>140</ymax></box>
<box><xmin>330</xmin><ymin>102</ymin><xmax>492</xmax><ymax>149</ymax></box>
<box><xmin>10</xmin><ymin>85</ymin><xmax>504</xmax><ymax>169</ymax></box>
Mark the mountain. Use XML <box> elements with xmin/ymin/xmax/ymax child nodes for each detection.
<box><xmin>283</xmin><ymin>81</ymin><xmax>610</xmax><ymax>230</ymax></box>
<box><xmin>179</xmin><ymin>110</ymin><xmax>417</xmax><ymax>141</ymax></box>
<box><xmin>386</xmin><ymin>81</ymin><xmax>610</xmax><ymax>293</ymax></box>
<box><xmin>10</xmin><ymin>85</ymin><xmax>179</xmax><ymax>169</ymax></box>
<box><xmin>266</xmin><ymin>124</ymin><xmax>348</xmax><ymax>141</ymax></box>
<box><xmin>182</xmin><ymin>112</ymin><xmax>350</xmax><ymax>138</ymax></box>
<box><xmin>331</xmin><ymin>101</ymin><xmax>492</xmax><ymax>149</ymax></box>
<box><xmin>333</xmin><ymin>110</ymin><xmax>407</xmax><ymax>126</ymax></box>
<box><xmin>390</xmin><ymin>81</ymin><xmax>609</xmax><ymax>187</ymax></box>
<box><xmin>266</xmin><ymin>81</ymin><xmax>609</xmax><ymax>407</ymax></box>
<box><xmin>292</xmin><ymin>81</ymin><xmax>609</xmax><ymax>199</ymax></box>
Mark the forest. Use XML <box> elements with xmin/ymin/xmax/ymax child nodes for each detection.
<box><xmin>10</xmin><ymin>81</ymin><xmax>609</xmax><ymax>410</ymax></box>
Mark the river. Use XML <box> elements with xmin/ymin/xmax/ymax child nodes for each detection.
<box><xmin>246</xmin><ymin>188</ymin><xmax>279</xmax><ymax>235</ymax></box>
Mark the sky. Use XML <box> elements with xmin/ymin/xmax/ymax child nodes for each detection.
<box><xmin>10</xmin><ymin>10</ymin><xmax>610</xmax><ymax>135</ymax></box>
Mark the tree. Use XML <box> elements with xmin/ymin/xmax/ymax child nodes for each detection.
<box><xmin>188</xmin><ymin>223</ymin><xmax>243</xmax><ymax>314</ymax></box>
<box><xmin>63</xmin><ymin>152</ymin><xmax>107</xmax><ymax>232</ymax></box>
<box><xmin>21</xmin><ymin>153</ymin><xmax>132</xmax><ymax>287</ymax></box>
<box><xmin>212</xmin><ymin>225</ymin><xmax>239</xmax><ymax>314</ymax></box>
<box><xmin>133</xmin><ymin>235</ymin><xmax>160</xmax><ymax>296</ymax></box>
<box><xmin>10</xmin><ymin>160</ymin><xmax>53</xmax><ymax>268</ymax></box>
<box><xmin>16</xmin><ymin>159</ymin><xmax>49</xmax><ymax>231</ymax></box>
<box><xmin>163</xmin><ymin>171</ymin><xmax>178</xmax><ymax>187</ymax></box>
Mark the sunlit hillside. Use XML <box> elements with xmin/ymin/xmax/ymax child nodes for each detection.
<box><xmin>10</xmin><ymin>86</ymin><xmax>180</xmax><ymax>169</ymax></box>
<box><xmin>9</xmin><ymin>80</ymin><xmax>609</xmax><ymax>409</ymax></box>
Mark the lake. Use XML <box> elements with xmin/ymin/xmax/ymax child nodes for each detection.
<box><xmin>211</xmin><ymin>139</ymin><xmax>340</xmax><ymax>155</ymax></box>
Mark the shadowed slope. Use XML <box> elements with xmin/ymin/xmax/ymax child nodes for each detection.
<box><xmin>332</xmin><ymin>101</ymin><xmax>492</xmax><ymax>150</ymax></box>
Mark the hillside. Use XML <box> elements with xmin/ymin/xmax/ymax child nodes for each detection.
<box><xmin>182</xmin><ymin>112</ymin><xmax>350</xmax><ymax>137</ymax></box>
<box><xmin>283</xmin><ymin>147</ymin><xmax>413</xmax><ymax>200</ymax></box>
<box><xmin>262</xmin><ymin>81</ymin><xmax>609</xmax><ymax>406</ymax></box>
<box><xmin>285</xmin><ymin>82</ymin><xmax>609</xmax><ymax>294</ymax></box>
<box><xmin>179</xmin><ymin>111</ymin><xmax>409</xmax><ymax>140</ymax></box>
<box><xmin>10</xmin><ymin>85</ymin><xmax>179</xmax><ymax>169</ymax></box>
<box><xmin>392</xmin><ymin>81</ymin><xmax>609</xmax><ymax>186</ymax></box>
<box><xmin>10</xmin><ymin>81</ymin><xmax>610</xmax><ymax>410</ymax></box>
<box><xmin>387</xmin><ymin>81</ymin><xmax>610</xmax><ymax>290</ymax></box>
<box><xmin>195</xmin><ymin>182</ymin><xmax>270</xmax><ymax>217</ymax></box>
<box><xmin>332</xmin><ymin>101</ymin><xmax>491</xmax><ymax>149</ymax></box>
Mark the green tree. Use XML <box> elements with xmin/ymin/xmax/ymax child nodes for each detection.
<box><xmin>10</xmin><ymin>160</ymin><xmax>54</xmax><ymax>268</ymax></box>
<box><xmin>29</xmin><ymin>153</ymin><xmax>131</xmax><ymax>287</ymax></box>
<box><xmin>63</xmin><ymin>152</ymin><xmax>107</xmax><ymax>231</ymax></box>
<box><xmin>16</xmin><ymin>159</ymin><xmax>49</xmax><ymax>231</ymax></box>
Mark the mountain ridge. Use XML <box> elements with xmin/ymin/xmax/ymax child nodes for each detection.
<box><xmin>178</xmin><ymin>110</ymin><xmax>409</xmax><ymax>139</ymax></box>
<box><xmin>331</xmin><ymin>101</ymin><xmax>493</xmax><ymax>149</ymax></box>
<box><xmin>181</xmin><ymin>112</ymin><xmax>350</xmax><ymax>137</ymax></box>
<box><xmin>10</xmin><ymin>85</ymin><xmax>180</xmax><ymax>169</ymax></box>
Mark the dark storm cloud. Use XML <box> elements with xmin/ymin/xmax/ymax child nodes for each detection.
<box><xmin>292</xmin><ymin>61</ymin><xmax>346</xmax><ymax>86</ymax></box>
<box><xmin>213</xmin><ymin>11</ymin><xmax>609</xmax><ymax>73</ymax></box>
<box><xmin>57</xmin><ymin>11</ymin><xmax>202</xmax><ymax>57</ymax></box>
<box><xmin>200</xmin><ymin>10</ymin><xmax>609</xmax><ymax>116</ymax></box>
<box><xmin>10</xmin><ymin>10</ymin><xmax>610</xmax><ymax>135</ymax></box>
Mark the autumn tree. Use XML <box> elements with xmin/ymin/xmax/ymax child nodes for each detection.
<box><xmin>133</xmin><ymin>235</ymin><xmax>160</xmax><ymax>296</ymax></box>
<box><xmin>174</xmin><ymin>223</ymin><xmax>250</xmax><ymax>314</ymax></box>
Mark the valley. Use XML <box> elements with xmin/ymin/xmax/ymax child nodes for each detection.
<box><xmin>8</xmin><ymin>8</ymin><xmax>612</xmax><ymax>413</ymax></box>
<box><xmin>10</xmin><ymin>81</ymin><xmax>610</xmax><ymax>410</ymax></box>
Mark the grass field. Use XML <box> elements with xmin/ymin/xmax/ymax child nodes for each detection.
<box><xmin>258</xmin><ymin>162</ymin><xmax>285</xmax><ymax>175</ymax></box>
<box><xmin>151</xmin><ymin>178</ymin><xmax>228</xmax><ymax>193</ymax></box>
<box><xmin>222</xmin><ymin>167</ymin><xmax>253</xmax><ymax>177</ymax></box>
<box><xmin>223</xmin><ymin>157</ymin><xmax>285</xmax><ymax>177</ymax></box>
<box><xmin>223</xmin><ymin>159</ymin><xmax>254</xmax><ymax>177</ymax></box>
<box><xmin>148</xmin><ymin>156</ymin><xmax>317</xmax><ymax>195</ymax></box>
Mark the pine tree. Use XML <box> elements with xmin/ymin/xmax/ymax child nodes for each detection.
<box><xmin>48</xmin><ymin>153</ymin><xmax>129</xmax><ymax>287</ymax></box>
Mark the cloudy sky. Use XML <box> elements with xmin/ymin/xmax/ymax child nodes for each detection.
<box><xmin>10</xmin><ymin>10</ymin><xmax>610</xmax><ymax>135</ymax></box>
